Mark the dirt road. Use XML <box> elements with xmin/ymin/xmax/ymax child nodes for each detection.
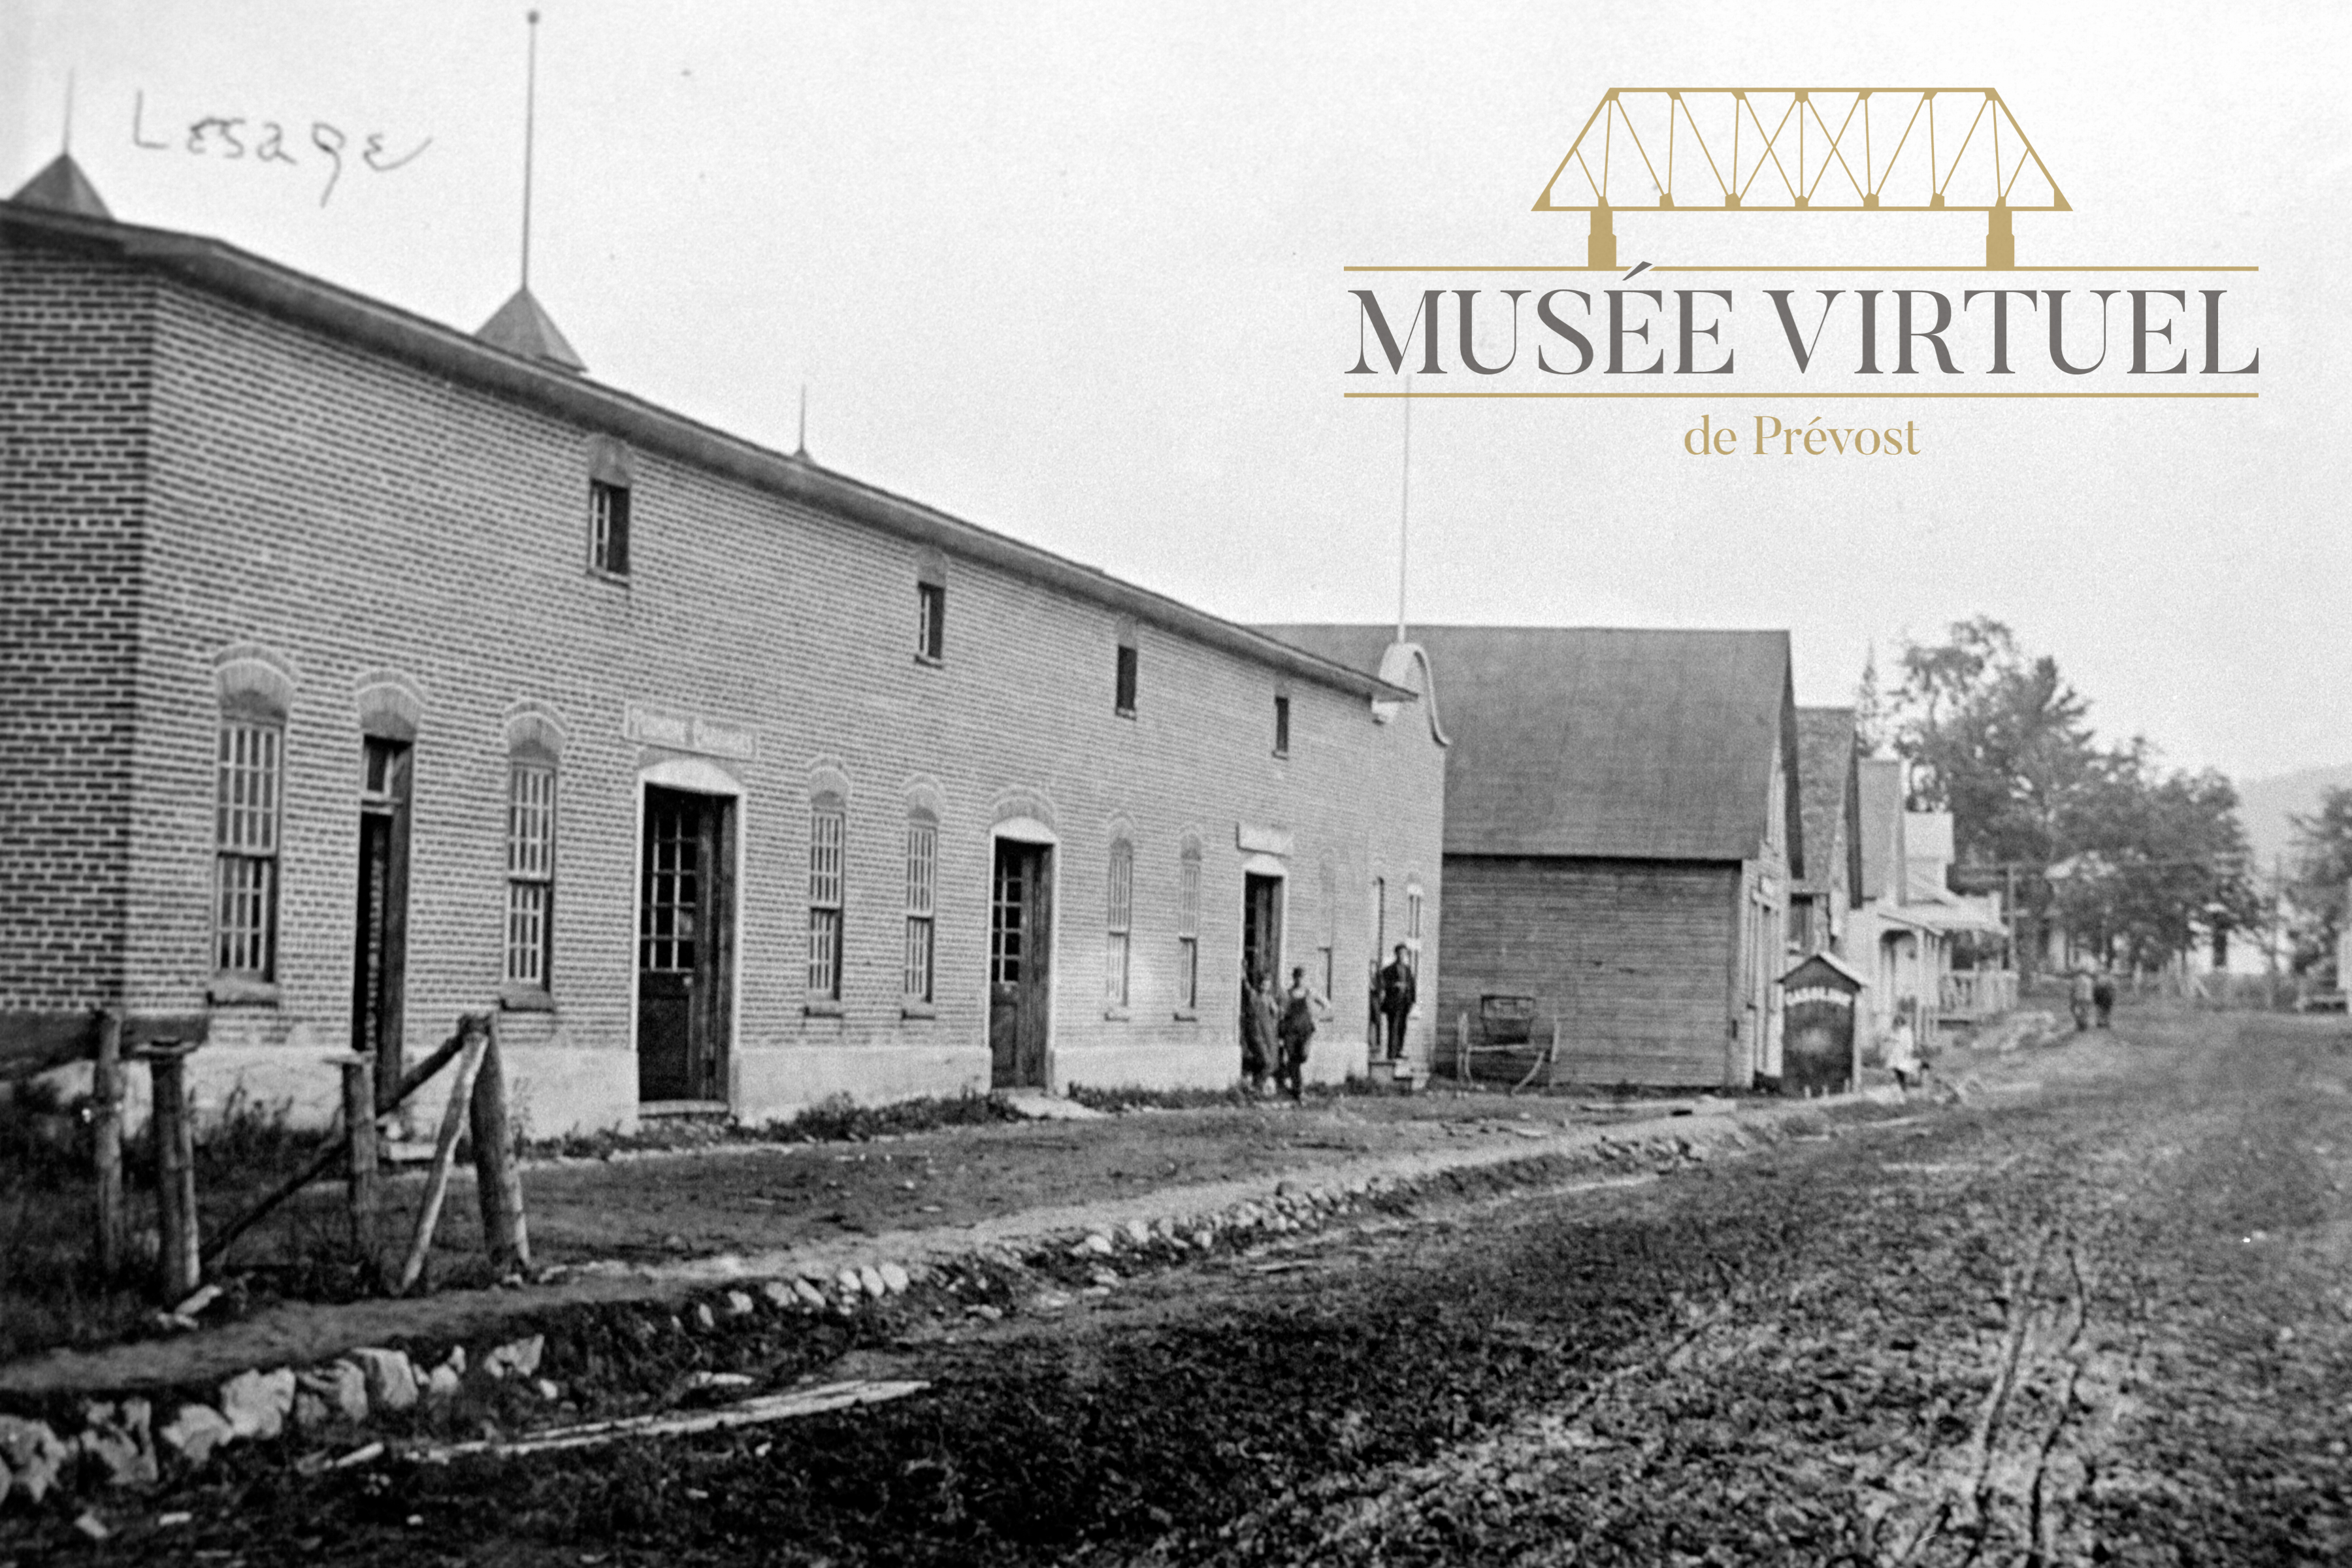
<box><xmin>11</xmin><ymin>1007</ymin><xmax>2350</xmax><ymax>1565</ymax></box>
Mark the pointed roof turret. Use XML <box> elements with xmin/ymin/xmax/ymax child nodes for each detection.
<box><xmin>475</xmin><ymin>287</ymin><xmax>586</xmax><ymax>374</ymax></box>
<box><xmin>10</xmin><ymin>153</ymin><xmax>110</xmax><ymax>220</ymax></box>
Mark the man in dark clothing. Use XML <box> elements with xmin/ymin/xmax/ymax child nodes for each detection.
<box><xmin>1377</xmin><ymin>944</ymin><xmax>1416</xmax><ymax>1062</ymax></box>
<box><xmin>2092</xmin><ymin>972</ymin><xmax>2117</xmax><ymax>1029</ymax></box>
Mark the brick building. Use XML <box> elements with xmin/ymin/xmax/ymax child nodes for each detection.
<box><xmin>1</xmin><ymin>163</ymin><xmax>1446</xmax><ymax>1135</ymax></box>
<box><xmin>1268</xmin><ymin>625</ymin><xmax>1801</xmax><ymax>1089</ymax></box>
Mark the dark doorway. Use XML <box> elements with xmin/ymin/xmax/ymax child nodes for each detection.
<box><xmin>353</xmin><ymin>736</ymin><xmax>412</xmax><ymax>1107</ymax></box>
<box><xmin>988</xmin><ymin>838</ymin><xmax>1054</xmax><ymax>1088</ymax></box>
<box><xmin>637</xmin><ymin>787</ymin><xmax>736</xmax><ymax>1105</ymax></box>
<box><xmin>1243</xmin><ymin>871</ymin><xmax>1284</xmax><ymax>994</ymax></box>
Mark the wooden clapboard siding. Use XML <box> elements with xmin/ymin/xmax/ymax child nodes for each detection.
<box><xmin>1438</xmin><ymin>855</ymin><xmax>1740</xmax><ymax>1088</ymax></box>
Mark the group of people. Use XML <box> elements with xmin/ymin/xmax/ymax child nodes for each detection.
<box><xmin>2068</xmin><ymin>968</ymin><xmax>2118</xmax><ymax>1032</ymax></box>
<box><xmin>1239</xmin><ymin>944</ymin><xmax>1419</xmax><ymax>1102</ymax></box>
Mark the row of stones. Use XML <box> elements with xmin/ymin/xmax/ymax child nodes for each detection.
<box><xmin>0</xmin><ymin>1123</ymin><xmax>1730</xmax><ymax>1516</ymax></box>
<box><xmin>0</xmin><ymin>1333</ymin><xmax>548</xmax><ymax>1514</ymax></box>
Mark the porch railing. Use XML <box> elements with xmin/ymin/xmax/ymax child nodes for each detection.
<box><xmin>1939</xmin><ymin>970</ymin><xmax>2018</xmax><ymax>1021</ymax></box>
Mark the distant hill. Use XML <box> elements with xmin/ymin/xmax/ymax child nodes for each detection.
<box><xmin>2235</xmin><ymin>764</ymin><xmax>2352</xmax><ymax>877</ymax></box>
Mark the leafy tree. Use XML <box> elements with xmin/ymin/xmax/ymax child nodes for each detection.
<box><xmin>2287</xmin><ymin>787</ymin><xmax>2352</xmax><ymax>980</ymax></box>
<box><xmin>1883</xmin><ymin>617</ymin><xmax>2253</xmax><ymax>977</ymax></box>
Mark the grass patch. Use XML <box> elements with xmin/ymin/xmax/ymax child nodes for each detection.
<box><xmin>525</xmin><ymin>1090</ymin><xmax>1024</xmax><ymax>1162</ymax></box>
<box><xmin>0</xmin><ymin>1086</ymin><xmax>351</xmax><ymax>1364</ymax></box>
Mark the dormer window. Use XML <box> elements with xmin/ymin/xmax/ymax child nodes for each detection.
<box><xmin>1115</xmin><ymin>623</ymin><xmax>1139</xmax><ymax>716</ymax></box>
<box><xmin>917</xmin><ymin>551</ymin><xmax>947</xmax><ymax>662</ymax></box>
<box><xmin>585</xmin><ymin>436</ymin><xmax>635</xmax><ymax>579</ymax></box>
<box><xmin>591</xmin><ymin>480</ymin><xmax>630</xmax><ymax>576</ymax></box>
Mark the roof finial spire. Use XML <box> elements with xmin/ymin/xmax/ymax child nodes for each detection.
<box><xmin>796</xmin><ymin>384</ymin><xmax>808</xmax><ymax>457</ymax></box>
<box><xmin>62</xmin><ymin>69</ymin><xmax>74</xmax><ymax>155</ymax></box>
<box><xmin>474</xmin><ymin>10</ymin><xmax>585</xmax><ymax>372</ymax></box>
<box><xmin>519</xmin><ymin>10</ymin><xmax>540</xmax><ymax>292</ymax></box>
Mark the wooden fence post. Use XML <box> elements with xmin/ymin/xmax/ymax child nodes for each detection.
<box><xmin>338</xmin><ymin>1053</ymin><xmax>381</xmax><ymax>1267</ymax></box>
<box><xmin>1457</xmin><ymin>1011</ymin><xmax>1471</xmax><ymax>1085</ymax></box>
<box><xmin>395</xmin><ymin>1021</ymin><xmax>491</xmax><ymax>1294</ymax></box>
<box><xmin>93</xmin><ymin>1011</ymin><xmax>125</xmax><ymax>1276</ymax></box>
<box><xmin>144</xmin><ymin>1045</ymin><xmax>201</xmax><ymax>1301</ymax></box>
<box><xmin>468</xmin><ymin>1018</ymin><xmax>531</xmax><ymax>1275</ymax></box>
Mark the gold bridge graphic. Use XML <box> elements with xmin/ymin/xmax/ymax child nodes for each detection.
<box><xmin>1535</xmin><ymin>90</ymin><xmax>2068</xmax><ymax>270</ymax></box>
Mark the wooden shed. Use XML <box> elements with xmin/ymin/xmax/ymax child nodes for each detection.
<box><xmin>1260</xmin><ymin>626</ymin><xmax>1803</xmax><ymax>1090</ymax></box>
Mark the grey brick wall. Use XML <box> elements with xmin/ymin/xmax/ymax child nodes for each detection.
<box><xmin>3</xmin><ymin>229</ymin><xmax>1447</xmax><ymax>1130</ymax></box>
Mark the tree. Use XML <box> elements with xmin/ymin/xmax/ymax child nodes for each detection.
<box><xmin>1884</xmin><ymin>617</ymin><xmax>2253</xmax><ymax>978</ymax></box>
<box><xmin>2287</xmin><ymin>787</ymin><xmax>2352</xmax><ymax>980</ymax></box>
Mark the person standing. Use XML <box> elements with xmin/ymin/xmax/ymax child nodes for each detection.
<box><xmin>1884</xmin><ymin>1006</ymin><xmax>1921</xmax><ymax>1092</ymax></box>
<box><xmin>1276</xmin><ymin>965</ymin><xmax>1330</xmax><ymax>1103</ymax></box>
<box><xmin>2092</xmin><ymin>970</ymin><xmax>2117</xmax><ymax>1029</ymax></box>
<box><xmin>1377</xmin><ymin>944</ymin><xmax>1417</xmax><ymax>1062</ymax></box>
<box><xmin>2069</xmin><ymin>967</ymin><xmax>2095</xmax><ymax>1032</ymax></box>
<box><xmin>1239</xmin><ymin>964</ymin><xmax>1274</xmax><ymax>1092</ymax></box>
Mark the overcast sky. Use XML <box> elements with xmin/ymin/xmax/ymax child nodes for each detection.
<box><xmin>7</xmin><ymin>1</ymin><xmax>2347</xmax><ymax>781</ymax></box>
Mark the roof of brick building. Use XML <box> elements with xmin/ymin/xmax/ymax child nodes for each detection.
<box><xmin>0</xmin><ymin>196</ymin><xmax>1411</xmax><ymax>706</ymax></box>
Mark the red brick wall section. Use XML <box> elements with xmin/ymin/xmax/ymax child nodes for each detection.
<box><xmin>0</xmin><ymin>249</ymin><xmax>152</xmax><ymax>1011</ymax></box>
<box><xmin>1437</xmin><ymin>856</ymin><xmax>1737</xmax><ymax>1088</ymax></box>
<box><xmin>10</xmin><ymin>261</ymin><xmax>1450</xmax><ymax>1124</ymax></box>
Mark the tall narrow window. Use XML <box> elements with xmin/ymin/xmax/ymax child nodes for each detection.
<box><xmin>590</xmin><ymin>480</ymin><xmax>631</xmax><ymax>576</ymax></box>
<box><xmin>1115</xmin><ymin>639</ymin><xmax>1139</xmax><ymax>715</ymax></box>
<box><xmin>1177</xmin><ymin>843</ymin><xmax>1201</xmax><ymax>1013</ymax></box>
<box><xmin>917</xmin><ymin>581</ymin><xmax>946</xmax><ymax>662</ymax></box>
<box><xmin>1318</xmin><ymin>858</ymin><xmax>1337</xmax><ymax>1000</ymax></box>
<box><xmin>214</xmin><ymin>718</ymin><xmax>283</xmax><ymax>978</ymax></box>
<box><xmin>807</xmin><ymin>800</ymin><xmax>846</xmax><ymax>1000</ymax></box>
<box><xmin>506</xmin><ymin>760</ymin><xmax>557</xmax><ymax>987</ymax></box>
<box><xmin>904</xmin><ymin>814</ymin><xmax>938</xmax><ymax>1002</ymax></box>
<box><xmin>1105</xmin><ymin>837</ymin><xmax>1134</xmax><ymax>1009</ymax></box>
<box><xmin>1273</xmin><ymin>693</ymin><xmax>1292</xmax><ymax>757</ymax></box>
<box><xmin>1405</xmin><ymin>881</ymin><xmax>1425</xmax><ymax>974</ymax></box>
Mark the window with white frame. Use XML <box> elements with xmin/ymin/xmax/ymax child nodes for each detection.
<box><xmin>505</xmin><ymin>759</ymin><xmax>557</xmax><ymax>987</ymax></box>
<box><xmin>1105</xmin><ymin>836</ymin><xmax>1134</xmax><ymax>1009</ymax></box>
<box><xmin>214</xmin><ymin>717</ymin><xmax>283</xmax><ymax>978</ymax></box>
<box><xmin>904</xmin><ymin>813</ymin><xmax>937</xmax><ymax>1002</ymax></box>
<box><xmin>1405</xmin><ymin>880</ymin><xmax>1425</xmax><ymax>973</ymax></box>
<box><xmin>807</xmin><ymin>798</ymin><xmax>846</xmax><ymax>999</ymax></box>
<box><xmin>1177</xmin><ymin>843</ymin><xmax>1201</xmax><ymax>1013</ymax></box>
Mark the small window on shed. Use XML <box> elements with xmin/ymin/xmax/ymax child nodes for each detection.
<box><xmin>1115</xmin><ymin>636</ymin><xmax>1139</xmax><ymax>716</ymax></box>
<box><xmin>590</xmin><ymin>480</ymin><xmax>630</xmax><ymax>576</ymax></box>
<box><xmin>1273</xmin><ymin>693</ymin><xmax>1292</xmax><ymax>757</ymax></box>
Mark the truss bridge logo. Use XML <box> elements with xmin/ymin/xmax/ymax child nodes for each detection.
<box><xmin>1343</xmin><ymin>86</ymin><xmax>2261</xmax><ymax>414</ymax></box>
<box><xmin>1536</xmin><ymin>88</ymin><xmax>2063</xmax><ymax>270</ymax></box>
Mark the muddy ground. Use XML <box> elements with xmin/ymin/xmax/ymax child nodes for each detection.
<box><xmin>8</xmin><ymin>1005</ymin><xmax>2348</xmax><ymax>1565</ymax></box>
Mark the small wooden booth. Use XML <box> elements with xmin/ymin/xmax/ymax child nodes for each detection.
<box><xmin>1778</xmin><ymin>952</ymin><xmax>1867</xmax><ymax>1096</ymax></box>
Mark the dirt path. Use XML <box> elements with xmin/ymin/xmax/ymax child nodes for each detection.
<box><xmin>18</xmin><ymin>1008</ymin><xmax>2334</xmax><ymax>1565</ymax></box>
<box><xmin>0</xmin><ymin>1088</ymin><xmax>1775</xmax><ymax>1397</ymax></box>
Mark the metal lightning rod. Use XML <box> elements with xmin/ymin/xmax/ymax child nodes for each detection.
<box><xmin>1396</xmin><ymin>372</ymin><xmax>1411</xmax><ymax>643</ymax></box>
<box><xmin>519</xmin><ymin>10</ymin><xmax>540</xmax><ymax>292</ymax></box>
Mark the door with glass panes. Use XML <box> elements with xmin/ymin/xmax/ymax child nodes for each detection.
<box><xmin>637</xmin><ymin>787</ymin><xmax>734</xmax><ymax>1104</ymax></box>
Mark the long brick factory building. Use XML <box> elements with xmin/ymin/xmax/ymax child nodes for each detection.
<box><xmin>0</xmin><ymin>161</ymin><xmax>1448</xmax><ymax>1135</ymax></box>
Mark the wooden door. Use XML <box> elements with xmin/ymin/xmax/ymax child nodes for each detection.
<box><xmin>1243</xmin><ymin>873</ymin><xmax>1283</xmax><ymax>988</ymax></box>
<box><xmin>638</xmin><ymin>788</ymin><xmax>734</xmax><ymax>1104</ymax></box>
<box><xmin>988</xmin><ymin>840</ymin><xmax>1053</xmax><ymax>1088</ymax></box>
<box><xmin>352</xmin><ymin>737</ymin><xmax>412</xmax><ymax>1106</ymax></box>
